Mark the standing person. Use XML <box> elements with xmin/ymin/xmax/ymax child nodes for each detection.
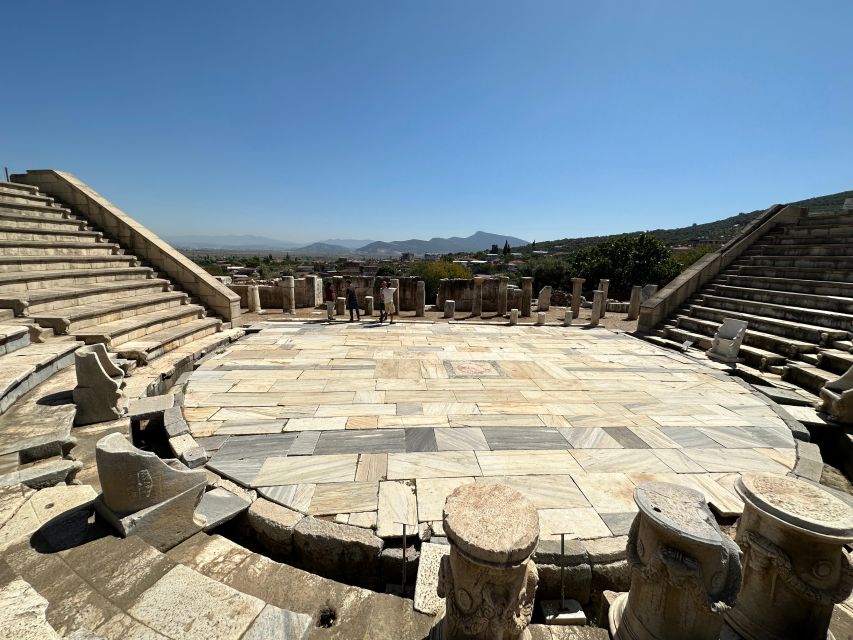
<box><xmin>345</xmin><ymin>280</ymin><xmax>360</xmax><ymax>322</ymax></box>
<box><xmin>381</xmin><ymin>279</ymin><xmax>396</xmax><ymax>325</ymax></box>
<box><xmin>378</xmin><ymin>279</ymin><xmax>387</xmax><ymax>323</ymax></box>
<box><xmin>323</xmin><ymin>281</ymin><xmax>335</xmax><ymax>321</ymax></box>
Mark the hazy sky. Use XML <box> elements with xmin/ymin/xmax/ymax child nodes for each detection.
<box><xmin>2</xmin><ymin>1</ymin><xmax>851</xmax><ymax>243</ymax></box>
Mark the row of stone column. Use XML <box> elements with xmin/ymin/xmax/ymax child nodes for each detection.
<box><xmin>435</xmin><ymin>473</ymin><xmax>853</xmax><ymax>640</ymax></box>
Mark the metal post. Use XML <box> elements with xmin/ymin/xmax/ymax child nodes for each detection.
<box><xmin>401</xmin><ymin>523</ymin><xmax>407</xmax><ymax>591</ymax></box>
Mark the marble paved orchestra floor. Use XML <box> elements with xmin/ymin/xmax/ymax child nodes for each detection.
<box><xmin>184</xmin><ymin>320</ymin><xmax>795</xmax><ymax>540</ymax></box>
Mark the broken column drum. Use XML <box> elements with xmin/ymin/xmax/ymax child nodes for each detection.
<box><xmin>590</xmin><ymin>290</ymin><xmax>603</xmax><ymax>327</ymax></box>
<box><xmin>497</xmin><ymin>276</ymin><xmax>509</xmax><ymax>316</ymax></box>
<box><xmin>570</xmin><ymin>278</ymin><xmax>585</xmax><ymax>319</ymax></box>
<box><xmin>627</xmin><ymin>285</ymin><xmax>642</xmax><ymax>321</ymax></box>
<box><xmin>724</xmin><ymin>473</ymin><xmax>853</xmax><ymax>640</ymax></box>
<box><xmin>598</xmin><ymin>279</ymin><xmax>610</xmax><ymax>317</ymax></box>
<box><xmin>438</xmin><ymin>483</ymin><xmax>539</xmax><ymax>640</ymax></box>
<box><xmin>520</xmin><ymin>278</ymin><xmax>533</xmax><ymax>317</ymax></box>
<box><xmin>416</xmin><ymin>280</ymin><xmax>426</xmax><ymax>317</ymax></box>
<box><xmin>471</xmin><ymin>277</ymin><xmax>484</xmax><ymax>317</ymax></box>
<box><xmin>445</xmin><ymin>299</ymin><xmax>456</xmax><ymax>319</ymax></box>
<box><xmin>364</xmin><ymin>295</ymin><xmax>375</xmax><ymax>316</ymax></box>
<box><xmin>281</xmin><ymin>276</ymin><xmax>296</xmax><ymax>314</ymax></box>
<box><xmin>610</xmin><ymin>482</ymin><xmax>742</xmax><ymax>640</ymax></box>
<box><xmin>248</xmin><ymin>285</ymin><xmax>261</xmax><ymax>312</ymax></box>
<box><xmin>537</xmin><ymin>286</ymin><xmax>551</xmax><ymax>312</ymax></box>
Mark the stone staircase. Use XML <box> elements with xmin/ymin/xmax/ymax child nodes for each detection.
<box><xmin>0</xmin><ymin>181</ymin><xmax>225</xmax><ymax>366</ymax></box>
<box><xmin>649</xmin><ymin>195</ymin><xmax>853</xmax><ymax>398</ymax></box>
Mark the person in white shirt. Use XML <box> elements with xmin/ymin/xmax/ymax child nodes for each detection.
<box><xmin>380</xmin><ymin>280</ymin><xmax>396</xmax><ymax>324</ymax></box>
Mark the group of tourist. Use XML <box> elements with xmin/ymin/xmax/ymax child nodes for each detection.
<box><xmin>323</xmin><ymin>279</ymin><xmax>396</xmax><ymax>324</ymax></box>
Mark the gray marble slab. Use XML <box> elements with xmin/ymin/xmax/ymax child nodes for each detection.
<box><xmin>601</xmin><ymin>511</ymin><xmax>636</xmax><ymax>537</ymax></box>
<box><xmin>193</xmin><ymin>435</ymin><xmax>230</xmax><ymax>453</ymax></box>
<box><xmin>658</xmin><ymin>427</ymin><xmax>720</xmax><ymax>448</ymax></box>
<box><xmin>603</xmin><ymin>427</ymin><xmax>650</xmax><ymax>449</ymax></box>
<box><xmin>481</xmin><ymin>427</ymin><xmax>570</xmax><ymax>451</ymax></box>
<box><xmin>405</xmin><ymin>428</ymin><xmax>438</xmax><ymax>453</ymax></box>
<box><xmin>205</xmin><ymin>457</ymin><xmax>264</xmax><ymax>486</ymax></box>
<box><xmin>288</xmin><ymin>431</ymin><xmax>322</xmax><ymax>456</ymax></box>
<box><xmin>314</xmin><ymin>429</ymin><xmax>407</xmax><ymax>455</ymax></box>
<box><xmin>397</xmin><ymin>403</ymin><xmax>424</xmax><ymax>416</ymax></box>
<box><xmin>211</xmin><ymin>433</ymin><xmax>296</xmax><ymax>463</ymax></box>
<box><xmin>196</xmin><ymin>487</ymin><xmax>251</xmax><ymax>530</ymax></box>
<box><xmin>434</xmin><ymin>427</ymin><xmax>489</xmax><ymax>451</ymax></box>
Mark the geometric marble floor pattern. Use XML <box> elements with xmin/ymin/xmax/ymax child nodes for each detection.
<box><xmin>185</xmin><ymin>321</ymin><xmax>796</xmax><ymax>541</ymax></box>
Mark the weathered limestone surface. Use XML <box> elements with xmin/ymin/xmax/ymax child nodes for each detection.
<box><xmin>820</xmin><ymin>364</ymin><xmax>853</xmax><ymax>423</ymax></box>
<box><xmin>438</xmin><ymin>483</ymin><xmax>539</xmax><ymax>640</ymax></box>
<box><xmin>627</xmin><ymin>286</ymin><xmax>642</xmax><ymax>321</ymax></box>
<box><xmin>471</xmin><ymin>278</ymin><xmax>484</xmax><ymax>317</ymax></box>
<box><xmin>538</xmin><ymin>286</ymin><xmax>552</xmax><ymax>312</ymax></box>
<box><xmin>590</xmin><ymin>291</ymin><xmax>603</xmax><ymax>327</ymax></box>
<box><xmin>73</xmin><ymin>344</ymin><xmax>128</xmax><ymax>426</ymax></box>
<box><xmin>416</xmin><ymin>281</ymin><xmax>426</xmax><ymax>317</ymax></box>
<box><xmin>94</xmin><ymin>433</ymin><xmax>206</xmax><ymax>550</ymax></box>
<box><xmin>610</xmin><ymin>482</ymin><xmax>742</xmax><ymax>640</ymax></box>
<box><xmin>707</xmin><ymin>318</ymin><xmax>748</xmax><ymax>364</ymax></box>
<box><xmin>0</xmin><ymin>484</ymin><xmax>96</xmax><ymax>551</ymax></box>
<box><xmin>244</xmin><ymin>497</ymin><xmax>304</xmax><ymax>555</ymax></box>
<box><xmin>724</xmin><ymin>473</ymin><xmax>853</xmax><ymax>640</ymax></box>
<box><xmin>280</xmin><ymin>276</ymin><xmax>295</xmax><ymax>314</ymax></box>
<box><xmin>248</xmin><ymin>285</ymin><xmax>261</xmax><ymax>312</ymax></box>
<box><xmin>292</xmin><ymin>515</ymin><xmax>383</xmax><ymax>580</ymax></box>
<box><xmin>571</xmin><ymin>278</ymin><xmax>585</xmax><ymax>319</ymax></box>
<box><xmin>497</xmin><ymin>276</ymin><xmax>509</xmax><ymax>316</ymax></box>
<box><xmin>0</xmin><ymin>577</ymin><xmax>62</xmax><ymax>640</ymax></box>
<box><xmin>521</xmin><ymin>277</ymin><xmax>533</xmax><ymax>317</ymax></box>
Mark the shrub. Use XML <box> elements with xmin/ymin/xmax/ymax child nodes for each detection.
<box><xmin>409</xmin><ymin>261</ymin><xmax>472</xmax><ymax>301</ymax></box>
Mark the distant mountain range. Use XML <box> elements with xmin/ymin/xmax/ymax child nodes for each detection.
<box><xmin>169</xmin><ymin>231</ymin><xmax>529</xmax><ymax>256</ymax></box>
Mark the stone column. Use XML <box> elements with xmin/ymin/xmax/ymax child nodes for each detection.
<box><xmin>391</xmin><ymin>278</ymin><xmax>400</xmax><ymax>312</ymax></box>
<box><xmin>537</xmin><ymin>286</ymin><xmax>551</xmax><ymax>312</ymax></box>
<box><xmin>536</xmin><ymin>312</ymin><xmax>545</xmax><ymax>325</ymax></box>
<box><xmin>497</xmin><ymin>276</ymin><xmax>509</xmax><ymax>316</ymax></box>
<box><xmin>438</xmin><ymin>484</ymin><xmax>539</xmax><ymax>640</ymax></box>
<box><xmin>563</xmin><ymin>310</ymin><xmax>572</xmax><ymax>326</ymax></box>
<box><xmin>335</xmin><ymin>297</ymin><xmax>346</xmax><ymax>316</ymax></box>
<box><xmin>571</xmin><ymin>278</ymin><xmax>585</xmax><ymax>319</ymax></box>
<box><xmin>723</xmin><ymin>473</ymin><xmax>853</xmax><ymax>640</ymax></box>
<box><xmin>590</xmin><ymin>290</ymin><xmax>603</xmax><ymax>327</ymax></box>
<box><xmin>304</xmin><ymin>275</ymin><xmax>319</xmax><ymax>307</ymax></box>
<box><xmin>248</xmin><ymin>285</ymin><xmax>261</xmax><ymax>313</ymax></box>
<box><xmin>520</xmin><ymin>277</ymin><xmax>533</xmax><ymax>317</ymax></box>
<box><xmin>509</xmin><ymin>309</ymin><xmax>519</xmax><ymax>325</ymax></box>
<box><xmin>365</xmin><ymin>296</ymin><xmax>375</xmax><ymax>317</ymax></box>
<box><xmin>627</xmin><ymin>285</ymin><xmax>642</xmax><ymax>321</ymax></box>
<box><xmin>416</xmin><ymin>281</ymin><xmax>426</xmax><ymax>317</ymax></box>
<box><xmin>444</xmin><ymin>300</ymin><xmax>455</xmax><ymax>319</ymax></box>
<box><xmin>609</xmin><ymin>482</ymin><xmax>742</xmax><ymax>640</ymax></box>
<box><xmin>471</xmin><ymin>277</ymin><xmax>484</xmax><ymax>317</ymax></box>
<box><xmin>333</xmin><ymin>275</ymin><xmax>345</xmax><ymax>299</ymax></box>
<box><xmin>281</xmin><ymin>276</ymin><xmax>296</xmax><ymax>314</ymax></box>
<box><xmin>598</xmin><ymin>279</ymin><xmax>610</xmax><ymax>318</ymax></box>
<box><xmin>510</xmin><ymin>288</ymin><xmax>522</xmax><ymax>312</ymax></box>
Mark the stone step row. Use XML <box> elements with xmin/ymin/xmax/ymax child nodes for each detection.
<box><xmin>0</xmin><ymin>265</ymin><xmax>155</xmax><ymax>294</ymax></box>
<box><xmin>0</xmin><ymin>202</ymin><xmax>74</xmax><ymax>220</ymax></box>
<box><xmin>687</xmin><ymin>304</ymin><xmax>848</xmax><ymax>344</ymax></box>
<box><xmin>734</xmin><ymin>254</ymin><xmax>853</xmax><ymax>270</ymax></box>
<box><xmin>673</xmin><ymin>314</ymin><xmax>816</xmax><ymax>356</ymax></box>
<box><xmin>745</xmin><ymin>242</ymin><xmax>853</xmax><ymax>257</ymax></box>
<box><xmin>75</xmin><ymin>303</ymin><xmax>207</xmax><ymax>351</ymax></box>
<box><xmin>0</xmin><ymin>189</ymin><xmax>58</xmax><ymax>207</ymax></box>
<box><xmin>118</xmin><ymin>316</ymin><xmax>223</xmax><ymax>365</ymax></box>
<box><xmin>0</xmin><ymin>239</ymin><xmax>122</xmax><ymax>257</ymax></box>
<box><xmin>721</xmin><ymin>274</ymin><xmax>853</xmax><ymax>298</ymax></box>
<box><xmin>0</xmin><ymin>196</ymin><xmax>70</xmax><ymax>216</ymax></box>
<box><xmin>0</xmin><ymin>226</ymin><xmax>104</xmax><ymax>244</ymax></box>
<box><xmin>783</xmin><ymin>362</ymin><xmax>836</xmax><ymax>395</ymax></box>
<box><xmin>30</xmin><ymin>290</ymin><xmax>190</xmax><ymax>335</ymax></box>
<box><xmin>730</xmin><ymin>263</ymin><xmax>853</xmax><ymax>283</ymax></box>
<box><xmin>0</xmin><ymin>210</ymin><xmax>89</xmax><ymax>231</ymax></box>
<box><xmin>770</xmin><ymin>221</ymin><xmax>853</xmax><ymax>237</ymax></box>
<box><xmin>661</xmin><ymin>324</ymin><xmax>786</xmax><ymax>370</ymax></box>
<box><xmin>764</xmin><ymin>227</ymin><xmax>853</xmax><ymax>242</ymax></box>
<box><xmin>696</xmin><ymin>293</ymin><xmax>853</xmax><ymax>331</ymax></box>
<box><xmin>0</xmin><ymin>254</ymin><xmax>139</xmax><ymax>273</ymax></box>
<box><xmin>816</xmin><ymin>348</ymin><xmax>853</xmax><ymax>375</ymax></box>
<box><xmin>707</xmin><ymin>283</ymin><xmax>853</xmax><ymax>314</ymax></box>
<box><xmin>0</xmin><ymin>181</ymin><xmax>39</xmax><ymax>195</ymax></box>
<box><xmin>0</xmin><ymin>277</ymin><xmax>171</xmax><ymax>316</ymax></box>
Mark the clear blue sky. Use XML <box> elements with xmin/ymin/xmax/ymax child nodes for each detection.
<box><xmin>2</xmin><ymin>1</ymin><xmax>851</xmax><ymax>244</ymax></box>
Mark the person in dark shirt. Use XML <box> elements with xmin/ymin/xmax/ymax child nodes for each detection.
<box><xmin>345</xmin><ymin>280</ymin><xmax>360</xmax><ymax>322</ymax></box>
<box><xmin>323</xmin><ymin>281</ymin><xmax>335</xmax><ymax>321</ymax></box>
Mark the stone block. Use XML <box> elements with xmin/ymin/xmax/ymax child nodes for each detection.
<box><xmin>245</xmin><ymin>497</ymin><xmax>304</xmax><ymax>555</ymax></box>
<box><xmin>242</xmin><ymin>604</ymin><xmax>311</xmax><ymax>640</ymax></box>
<box><xmin>128</xmin><ymin>394</ymin><xmax>175</xmax><ymax>421</ymax></box>
<box><xmin>73</xmin><ymin>344</ymin><xmax>128</xmax><ymax>426</ymax></box>
<box><xmin>292</xmin><ymin>515</ymin><xmax>383</xmax><ymax>581</ymax></box>
<box><xmin>537</xmin><ymin>311</ymin><xmax>546</xmax><ymax>325</ymax></box>
<box><xmin>414</xmin><ymin>541</ymin><xmax>449</xmax><ymax>615</ymax></box>
<box><xmin>538</xmin><ymin>286</ymin><xmax>552</xmax><ymax>311</ymax></box>
<box><xmin>380</xmin><ymin>544</ymin><xmax>420</xmax><ymax>586</ymax></box>
<box><xmin>444</xmin><ymin>299</ymin><xmax>455</xmax><ymax>319</ymax></box>
<box><xmin>181</xmin><ymin>446</ymin><xmax>208</xmax><ymax>469</ymax></box>
<box><xmin>196</xmin><ymin>487</ymin><xmax>251</xmax><ymax>531</ymax></box>
<box><xmin>510</xmin><ymin>309</ymin><xmax>519</xmax><ymax>325</ymax></box>
<box><xmin>162</xmin><ymin>406</ymin><xmax>188</xmax><ymax>438</ymax></box>
<box><xmin>0</xmin><ymin>458</ymin><xmax>82</xmax><ymax>490</ymax></box>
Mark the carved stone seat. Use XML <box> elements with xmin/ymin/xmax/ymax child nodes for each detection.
<box><xmin>819</xmin><ymin>364</ymin><xmax>853</xmax><ymax>423</ymax></box>
<box><xmin>707</xmin><ymin>318</ymin><xmax>748</xmax><ymax>363</ymax></box>
<box><xmin>94</xmin><ymin>432</ymin><xmax>207</xmax><ymax>550</ymax></box>
<box><xmin>72</xmin><ymin>343</ymin><xmax>128</xmax><ymax>426</ymax></box>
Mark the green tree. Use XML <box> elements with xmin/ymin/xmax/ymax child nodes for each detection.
<box><xmin>409</xmin><ymin>261</ymin><xmax>472</xmax><ymax>301</ymax></box>
<box><xmin>503</xmin><ymin>240</ymin><xmax>510</xmax><ymax>255</ymax></box>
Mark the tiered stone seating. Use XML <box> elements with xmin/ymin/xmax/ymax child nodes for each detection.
<box><xmin>0</xmin><ymin>181</ymin><xmax>224</xmax><ymax>364</ymax></box>
<box><xmin>652</xmin><ymin>194</ymin><xmax>853</xmax><ymax>396</ymax></box>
